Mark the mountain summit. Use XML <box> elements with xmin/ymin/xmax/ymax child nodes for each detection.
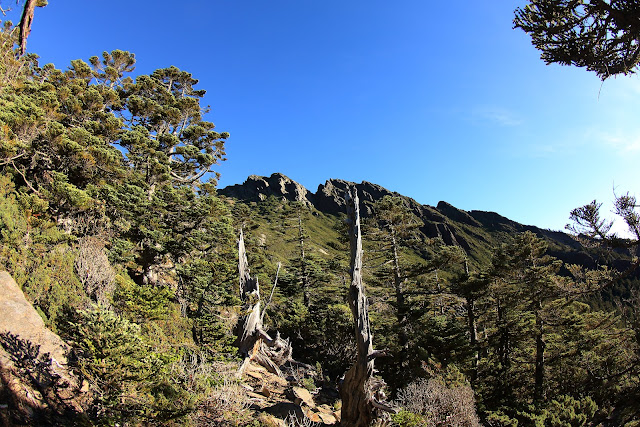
<box><xmin>219</xmin><ymin>173</ymin><xmax>594</xmax><ymax>267</ymax></box>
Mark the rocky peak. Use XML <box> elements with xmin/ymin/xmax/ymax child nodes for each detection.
<box><xmin>219</xmin><ymin>173</ymin><xmax>312</xmax><ymax>207</ymax></box>
<box><xmin>313</xmin><ymin>179</ymin><xmax>400</xmax><ymax>216</ymax></box>
<box><xmin>436</xmin><ymin>201</ymin><xmax>481</xmax><ymax>227</ymax></box>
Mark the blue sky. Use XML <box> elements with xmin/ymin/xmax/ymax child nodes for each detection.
<box><xmin>5</xmin><ymin>1</ymin><xmax>638</xmax><ymax>233</ymax></box>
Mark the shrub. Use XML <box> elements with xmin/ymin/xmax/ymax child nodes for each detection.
<box><xmin>395</xmin><ymin>374</ymin><xmax>481</xmax><ymax>427</ymax></box>
<box><xmin>75</xmin><ymin>236</ymin><xmax>115</xmax><ymax>306</ymax></box>
<box><xmin>391</xmin><ymin>409</ymin><xmax>427</xmax><ymax>427</ymax></box>
<box><xmin>70</xmin><ymin>306</ymin><xmax>192</xmax><ymax>423</ymax></box>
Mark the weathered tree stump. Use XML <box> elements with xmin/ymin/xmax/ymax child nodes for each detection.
<box><xmin>340</xmin><ymin>189</ymin><xmax>396</xmax><ymax>427</ymax></box>
<box><xmin>236</xmin><ymin>230</ymin><xmax>292</xmax><ymax>377</ymax></box>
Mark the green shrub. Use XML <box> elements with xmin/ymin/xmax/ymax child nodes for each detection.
<box><xmin>70</xmin><ymin>306</ymin><xmax>194</xmax><ymax>423</ymax></box>
<box><xmin>391</xmin><ymin>409</ymin><xmax>427</xmax><ymax>427</ymax></box>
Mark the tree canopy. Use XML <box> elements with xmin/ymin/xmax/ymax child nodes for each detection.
<box><xmin>514</xmin><ymin>0</ymin><xmax>640</xmax><ymax>79</ymax></box>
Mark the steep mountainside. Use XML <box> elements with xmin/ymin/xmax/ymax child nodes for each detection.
<box><xmin>219</xmin><ymin>173</ymin><xmax>621</xmax><ymax>271</ymax></box>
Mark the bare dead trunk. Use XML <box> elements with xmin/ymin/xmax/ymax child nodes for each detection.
<box><xmin>340</xmin><ymin>189</ymin><xmax>395</xmax><ymax>426</ymax></box>
<box><xmin>236</xmin><ymin>230</ymin><xmax>292</xmax><ymax>377</ymax></box>
<box><xmin>466</xmin><ymin>295</ymin><xmax>479</xmax><ymax>384</ymax></box>
<box><xmin>18</xmin><ymin>0</ymin><xmax>37</xmax><ymax>56</ymax></box>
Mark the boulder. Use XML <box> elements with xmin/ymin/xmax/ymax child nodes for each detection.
<box><xmin>288</xmin><ymin>386</ymin><xmax>315</xmax><ymax>408</ymax></box>
<box><xmin>0</xmin><ymin>272</ymin><xmax>69</xmax><ymax>364</ymax></box>
<box><xmin>0</xmin><ymin>271</ymin><xmax>90</xmax><ymax>425</ymax></box>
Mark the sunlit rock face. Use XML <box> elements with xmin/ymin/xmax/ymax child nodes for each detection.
<box><xmin>219</xmin><ymin>173</ymin><xmax>313</xmax><ymax>207</ymax></box>
<box><xmin>219</xmin><ymin>172</ymin><xmax>599</xmax><ymax>264</ymax></box>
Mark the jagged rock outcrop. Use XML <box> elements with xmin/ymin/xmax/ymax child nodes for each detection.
<box><xmin>0</xmin><ymin>272</ymin><xmax>90</xmax><ymax>426</ymax></box>
<box><xmin>221</xmin><ymin>174</ymin><xmax>485</xmax><ymax>253</ymax></box>
<box><xmin>423</xmin><ymin>222</ymin><xmax>470</xmax><ymax>251</ymax></box>
<box><xmin>468</xmin><ymin>209</ymin><xmax>523</xmax><ymax>233</ymax></box>
<box><xmin>437</xmin><ymin>201</ymin><xmax>481</xmax><ymax>227</ymax></box>
<box><xmin>220</xmin><ymin>173</ymin><xmax>601</xmax><ymax>267</ymax></box>
<box><xmin>314</xmin><ymin>179</ymin><xmax>403</xmax><ymax>216</ymax></box>
<box><xmin>241</xmin><ymin>361</ymin><xmax>340</xmax><ymax>425</ymax></box>
<box><xmin>219</xmin><ymin>173</ymin><xmax>313</xmax><ymax>207</ymax></box>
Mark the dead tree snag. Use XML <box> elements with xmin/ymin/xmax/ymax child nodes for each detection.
<box><xmin>340</xmin><ymin>189</ymin><xmax>395</xmax><ymax>426</ymax></box>
<box><xmin>18</xmin><ymin>0</ymin><xmax>38</xmax><ymax>56</ymax></box>
<box><xmin>236</xmin><ymin>230</ymin><xmax>292</xmax><ymax>377</ymax></box>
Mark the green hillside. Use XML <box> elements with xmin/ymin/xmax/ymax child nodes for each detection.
<box><xmin>1</xmin><ymin>12</ymin><xmax>639</xmax><ymax>425</ymax></box>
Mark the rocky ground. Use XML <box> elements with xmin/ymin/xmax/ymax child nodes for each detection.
<box><xmin>240</xmin><ymin>361</ymin><xmax>341</xmax><ymax>426</ymax></box>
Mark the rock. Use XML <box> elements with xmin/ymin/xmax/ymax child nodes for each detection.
<box><xmin>265</xmin><ymin>401</ymin><xmax>304</xmax><ymax>421</ymax></box>
<box><xmin>246</xmin><ymin>369</ymin><xmax>265</xmax><ymax>381</ymax></box>
<box><xmin>317</xmin><ymin>404</ymin><xmax>335</xmax><ymax>414</ymax></box>
<box><xmin>436</xmin><ymin>201</ymin><xmax>481</xmax><ymax>227</ymax></box>
<box><xmin>266</xmin><ymin>372</ymin><xmax>289</xmax><ymax>388</ymax></box>
<box><xmin>318</xmin><ymin>411</ymin><xmax>338</xmax><ymax>424</ymax></box>
<box><xmin>219</xmin><ymin>173</ymin><xmax>312</xmax><ymax>207</ymax></box>
<box><xmin>0</xmin><ymin>271</ymin><xmax>91</xmax><ymax>425</ymax></box>
<box><xmin>304</xmin><ymin>407</ymin><xmax>321</xmax><ymax>423</ymax></box>
<box><xmin>259</xmin><ymin>385</ymin><xmax>272</xmax><ymax>398</ymax></box>
<box><xmin>314</xmin><ymin>179</ymin><xmax>399</xmax><ymax>216</ymax></box>
<box><xmin>0</xmin><ymin>272</ymin><xmax>69</xmax><ymax>363</ymax></box>
<box><xmin>257</xmin><ymin>413</ymin><xmax>287</xmax><ymax>427</ymax></box>
<box><xmin>247</xmin><ymin>391</ymin><xmax>267</xmax><ymax>400</ymax></box>
<box><xmin>289</xmin><ymin>386</ymin><xmax>315</xmax><ymax>408</ymax></box>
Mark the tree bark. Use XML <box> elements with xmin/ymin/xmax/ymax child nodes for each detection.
<box><xmin>340</xmin><ymin>189</ymin><xmax>388</xmax><ymax>427</ymax></box>
<box><xmin>18</xmin><ymin>0</ymin><xmax>37</xmax><ymax>56</ymax></box>
<box><xmin>466</xmin><ymin>295</ymin><xmax>479</xmax><ymax>385</ymax></box>
<box><xmin>236</xmin><ymin>230</ymin><xmax>292</xmax><ymax>376</ymax></box>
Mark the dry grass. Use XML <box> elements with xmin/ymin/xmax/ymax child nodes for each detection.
<box><xmin>395</xmin><ymin>377</ymin><xmax>481</xmax><ymax>427</ymax></box>
<box><xmin>74</xmin><ymin>237</ymin><xmax>115</xmax><ymax>306</ymax></box>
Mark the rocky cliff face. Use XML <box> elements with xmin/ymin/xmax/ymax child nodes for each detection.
<box><xmin>218</xmin><ymin>173</ymin><xmax>618</xmax><ymax>271</ymax></box>
<box><xmin>220</xmin><ymin>173</ymin><xmax>313</xmax><ymax>207</ymax></box>
<box><xmin>219</xmin><ymin>173</ymin><xmax>523</xmax><ymax>253</ymax></box>
<box><xmin>0</xmin><ymin>272</ymin><xmax>90</xmax><ymax>425</ymax></box>
<box><xmin>222</xmin><ymin>173</ymin><xmax>428</xmax><ymax>217</ymax></box>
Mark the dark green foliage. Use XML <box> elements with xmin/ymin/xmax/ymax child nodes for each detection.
<box><xmin>514</xmin><ymin>0</ymin><xmax>640</xmax><ymax>79</ymax></box>
<box><xmin>469</xmin><ymin>232</ymin><xmax>640</xmax><ymax>425</ymax></box>
<box><xmin>70</xmin><ymin>306</ymin><xmax>194</xmax><ymax>423</ymax></box>
<box><xmin>112</xmin><ymin>273</ymin><xmax>175</xmax><ymax>322</ymax></box>
<box><xmin>0</xmin><ymin>26</ymin><xmax>238</xmax><ymax>422</ymax></box>
<box><xmin>365</xmin><ymin>196</ymin><xmax>466</xmax><ymax>389</ymax></box>
<box><xmin>546</xmin><ymin>395</ymin><xmax>597</xmax><ymax>427</ymax></box>
<box><xmin>0</xmin><ymin>174</ymin><xmax>84</xmax><ymax>328</ymax></box>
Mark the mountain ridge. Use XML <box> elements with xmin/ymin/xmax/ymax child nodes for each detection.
<box><xmin>220</xmin><ymin>172</ymin><xmax>518</xmax><ymax>225</ymax></box>
<box><xmin>219</xmin><ymin>172</ymin><xmax>596</xmax><ymax>268</ymax></box>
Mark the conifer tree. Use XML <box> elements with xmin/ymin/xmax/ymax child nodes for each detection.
<box><xmin>514</xmin><ymin>0</ymin><xmax>640</xmax><ymax>79</ymax></box>
<box><xmin>366</xmin><ymin>195</ymin><xmax>465</xmax><ymax>385</ymax></box>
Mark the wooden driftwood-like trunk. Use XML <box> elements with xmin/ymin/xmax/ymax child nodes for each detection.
<box><xmin>18</xmin><ymin>0</ymin><xmax>38</xmax><ymax>56</ymax></box>
<box><xmin>340</xmin><ymin>190</ymin><xmax>395</xmax><ymax>427</ymax></box>
<box><xmin>236</xmin><ymin>230</ymin><xmax>292</xmax><ymax>376</ymax></box>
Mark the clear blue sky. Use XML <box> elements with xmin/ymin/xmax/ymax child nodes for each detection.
<box><xmin>5</xmin><ymin>1</ymin><xmax>638</xmax><ymax>233</ymax></box>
